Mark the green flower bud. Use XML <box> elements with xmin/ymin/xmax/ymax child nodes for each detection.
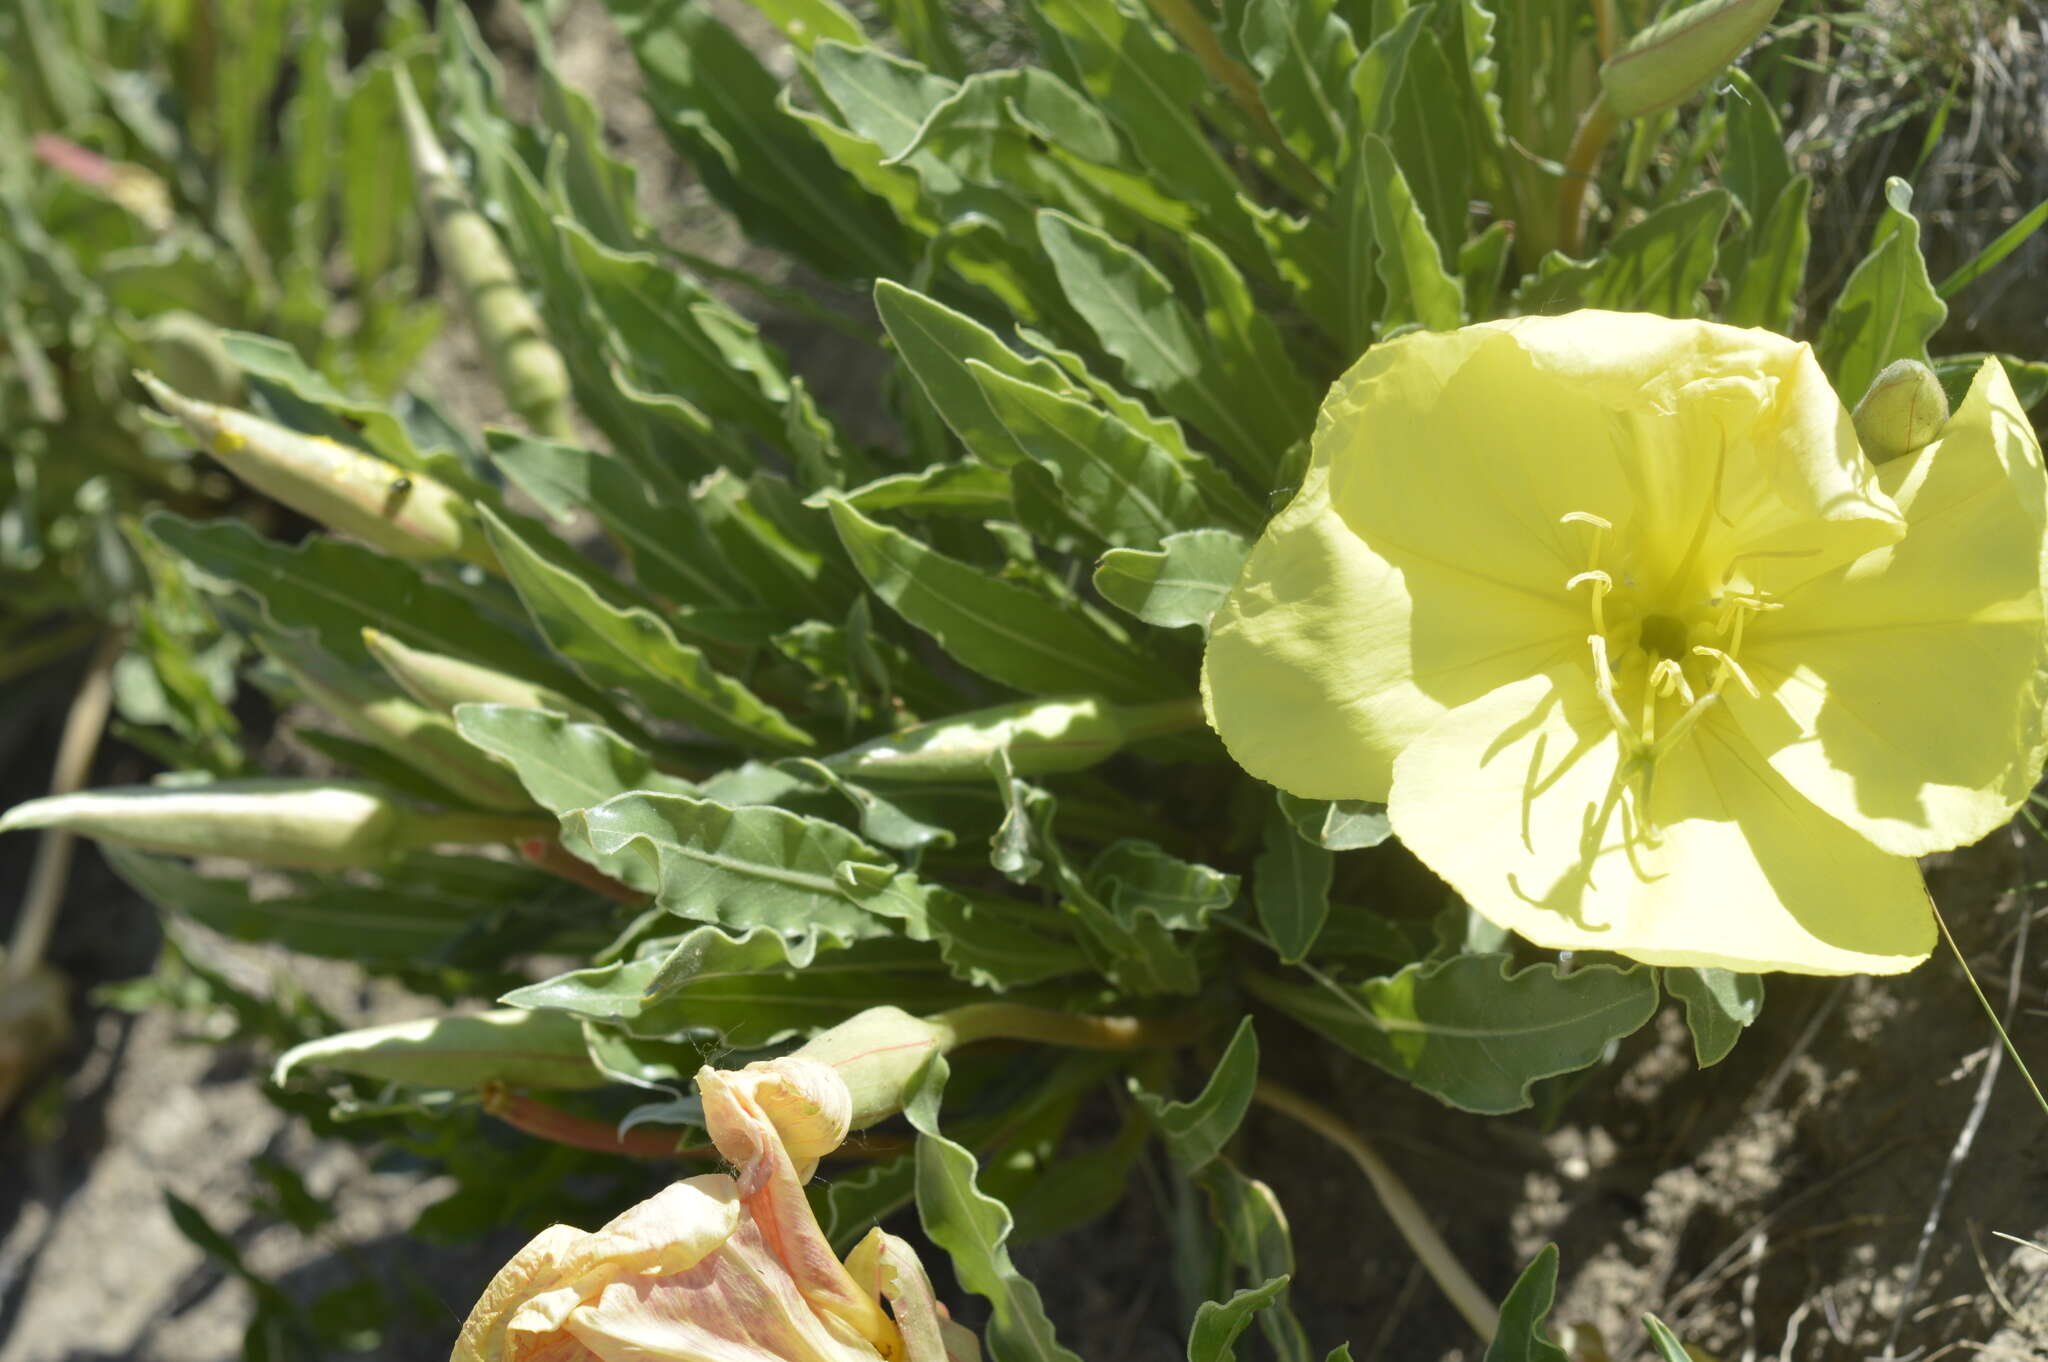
<box><xmin>823</xmin><ymin>696</ymin><xmax>1201</xmax><ymax>783</ymax></box>
<box><xmin>0</xmin><ymin>780</ymin><xmax>547</xmax><ymax>869</ymax></box>
<box><xmin>394</xmin><ymin>72</ymin><xmax>574</xmax><ymax>442</ymax></box>
<box><xmin>362</xmin><ymin>628</ymin><xmax>605</xmax><ymax>725</ymax></box>
<box><xmin>787</xmin><ymin>1005</ymin><xmax>952</xmax><ymax>1129</ymax></box>
<box><xmin>138</xmin><ymin>374</ymin><xmax>495</xmax><ymax>569</ymax></box>
<box><xmin>1600</xmin><ymin>0</ymin><xmax>1784</xmax><ymax>118</ymax></box>
<box><xmin>263</xmin><ymin>633</ymin><xmax>533</xmax><ymax>812</ymax></box>
<box><xmin>1852</xmin><ymin>358</ymin><xmax>1950</xmax><ymax>463</ymax></box>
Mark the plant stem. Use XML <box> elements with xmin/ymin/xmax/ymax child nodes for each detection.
<box><xmin>8</xmin><ymin>632</ymin><xmax>121</xmax><ymax>984</ymax></box>
<box><xmin>933</xmin><ymin>1003</ymin><xmax>1208</xmax><ymax>1052</ymax></box>
<box><xmin>1932</xmin><ymin>898</ymin><xmax>2047</xmax><ymax>1120</ymax></box>
<box><xmin>1253</xmin><ymin>1079</ymin><xmax>1501</xmax><ymax>1343</ymax></box>
<box><xmin>1556</xmin><ymin>99</ymin><xmax>1620</xmax><ymax>258</ymax></box>
<box><xmin>478</xmin><ymin>1081</ymin><xmax>911</xmax><ymax>1160</ymax></box>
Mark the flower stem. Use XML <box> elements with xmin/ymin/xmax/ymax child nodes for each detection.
<box><xmin>1252</xmin><ymin>1079</ymin><xmax>1501</xmax><ymax>1343</ymax></box>
<box><xmin>1931</xmin><ymin>898</ymin><xmax>2047</xmax><ymax>1120</ymax></box>
<box><xmin>932</xmin><ymin>1003</ymin><xmax>1208</xmax><ymax>1052</ymax></box>
<box><xmin>8</xmin><ymin>632</ymin><xmax>120</xmax><ymax>984</ymax></box>
<box><xmin>478</xmin><ymin>1081</ymin><xmax>911</xmax><ymax>1160</ymax></box>
<box><xmin>1556</xmin><ymin>98</ymin><xmax>1619</xmax><ymax>258</ymax></box>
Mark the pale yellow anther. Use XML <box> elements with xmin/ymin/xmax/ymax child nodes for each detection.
<box><xmin>1560</xmin><ymin>511</ymin><xmax>1613</xmax><ymax>531</ymax></box>
<box><xmin>1566</xmin><ymin>569</ymin><xmax>1613</xmax><ymax>635</ymax></box>
<box><xmin>1649</xmin><ymin>659</ymin><xmax>1694</xmax><ymax>705</ymax></box>
<box><xmin>1692</xmin><ymin>645</ymin><xmax>1759</xmax><ymax>699</ymax></box>
<box><xmin>1565</xmin><ymin>570</ymin><xmax>1613</xmax><ymax>593</ymax></box>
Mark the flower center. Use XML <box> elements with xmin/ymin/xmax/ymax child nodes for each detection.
<box><xmin>1560</xmin><ymin>511</ymin><xmax>1781</xmax><ymax>830</ymax></box>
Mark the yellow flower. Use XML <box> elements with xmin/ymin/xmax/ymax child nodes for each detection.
<box><xmin>1204</xmin><ymin>312</ymin><xmax>2048</xmax><ymax>974</ymax></box>
<box><xmin>452</xmin><ymin>1056</ymin><xmax>977</xmax><ymax>1362</ymax></box>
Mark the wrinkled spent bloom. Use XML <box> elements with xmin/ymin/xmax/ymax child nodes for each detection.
<box><xmin>451</xmin><ymin>1056</ymin><xmax>976</xmax><ymax>1362</ymax></box>
<box><xmin>1204</xmin><ymin>311</ymin><xmax>2048</xmax><ymax>974</ymax></box>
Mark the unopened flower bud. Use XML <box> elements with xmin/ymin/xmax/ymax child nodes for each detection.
<box><xmin>787</xmin><ymin>1005</ymin><xmax>952</xmax><ymax>1129</ymax></box>
<box><xmin>138</xmin><ymin>374</ymin><xmax>495</xmax><ymax>569</ymax></box>
<box><xmin>362</xmin><ymin>628</ymin><xmax>605</xmax><ymax>725</ymax></box>
<box><xmin>0</xmin><ymin>780</ymin><xmax>547</xmax><ymax>869</ymax></box>
<box><xmin>1852</xmin><ymin>358</ymin><xmax>1949</xmax><ymax>463</ymax></box>
<box><xmin>824</xmin><ymin>696</ymin><xmax>1197</xmax><ymax>782</ymax></box>
<box><xmin>1601</xmin><ymin>0</ymin><xmax>1783</xmax><ymax>118</ymax></box>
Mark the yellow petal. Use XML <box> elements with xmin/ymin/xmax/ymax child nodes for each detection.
<box><xmin>565</xmin><ymin>1215</ymin><xmax>883</xmax><ymax>1362</ymax></box>
<box><xmin>1203</xmin><ymin>314</ymin><xmax>1902</xmax><ymax>802</ymax></box>
<box><xmin>1388</xmin><ymin>669</ymin><xmax>1933</xmax><ymax>974</ymax></box>
<box><xmin>453</xmin><ymin>1178</ymin><xmax>742</xmax><ymax>1362</ymax></box>
<box><xmin>1736</xmin><ymin>359</ymin><xmax>2048</xmax><ymax>855</ymax></box>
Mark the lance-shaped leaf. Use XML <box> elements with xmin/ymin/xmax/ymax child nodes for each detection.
<box><xmin>825</xmin><ymin>497</ymin><xmax>1174</xmax><ymax>702</ymax></box>
<box><xmin>1037</xmin><ymin>211</ymin><xmax>1281</xmax><ymax>482</ymax></box>
<box><xmin>565</xmin><ymin>791</ymin><xmax>905</xmax><ymax>946</ymax></box>
<box><xmin>1516</xmin><ymin>190</ymin><xmax>1731</xmax><ymax>318</ymax></box>
<box><xmin>504</xmin><ymin>928</ymin><xmax>979</xmax><ymax>1043</ymax></box>
<box><xmin>273</xmin><ymin>1007</ymin><xmax>603</xmax><ymax>1090</ymax></box>
<box><xmin>1723</xmin><ymin>174</ymin><xmax>1812</xmax><ymax>332</ymax></box>
<box><xmin>1664</xmin><ymin>967</ymin><xmax>1765</xmax><ymax>1067</ymax></box>
<box><xmin>1255</xmin><ymin>802</ymin><xmax>1333</xmax><ymax>964</ymax></box>
<box><xmin>1189</xmin><ymin>1277</ymin><xmax>1292</xmax><ymax>1362</ymax></box>
<box><xmin>1134</xmin><ymin>1016</ymin><xmax>1258</xmax><ymax>1171</ymax></box>
<box><xmin>1248</xmin><ymin>955</ymin><xmax>1659</xmax><ymax>1113</ymax></box>
<box><xmin>905</xmin><ymin>1057</ymin><xmax>1085</xmax><ymax>1362</ymax></box>
<box><xmin>1817</xmin><ymin>177</ymin><xmax>1948</xmax><ymax>403</ymax></box>
<box><xmin>1362</xmin><ymin>135</ymin><xmax>1463</xmax><ymax>332</ymax></box>
<box><xmin>1484</xmin><ymin>1246</ymin><xmax>1570</xmax><ymax>1362</ymax></box>
<box><xmin>454</xmin><ymin>704</ymin><xmax>698</xmax><ymax>815</ymax></box>
<box><xmin>480</xmin><ymin>506</ymin><xmax>813</xmax><ymax>751</ymax></box>
<box><xmin>1238</xmin><ymin>0</ymin><xmax>1358</xmax><ymax>178</ymax></box>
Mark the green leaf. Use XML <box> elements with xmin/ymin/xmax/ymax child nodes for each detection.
<box><xmin>453</xmin><ymin>704</ymin><xmax>696</xmax><ymax>815</ymax></box>
<box><xmin>874</xmin><ymin>279</ymin><xmax>1071</xmax><ymax>466</ymax></box>
<box><xmin>1033</xmin><ymin>0</ymin><xmax>1264</xmax><ymax>263</ymax></box>
<box><xmin>1663</xmin><ymin>967</ymin><xmax>1764</xmax><ymax>1067</ymax></box>
<box><xmin>1722</xmin><ymin>175</ymin><xmax>1811</xmax><ymax>332</ymax></box>
<box><xmin>1719</xmin><ymin>69</ymin><xmax>1793</xmax><ymax>232</ymax></box>
<box><xmin>565</xmin><ymin>790</ymin><xmax>905</xmax><ymax>947</ymax></box>
<box><xmin>1095</xmin><ymin>528</ymin><xmax>1248</xmax><ymax>633</ymax></box>
<box><xmin>1184</xmin><ymin>234</ymin><xmax>1318</xmax><ymax>445</ymax></box>
<box><xmin>507</xmin><ymin>928</ymin><xmax>978</xmax><ymax>1043</ymax></box>
<box><xmin>825</xmin><ymin>497</ymin><xmax>1173</xmax><ymax>702</ymax></box>
<box><xmin>1135</xmin><ymin>1016</ymin><xmax>1258</xmax><ymax>1171</ymax></box>
<box><xmin>488</xmin><ymin>430</ymin><xmax>747</xmax><ymax>607</ymax></box>
<box><xmin>926</xmin><ymin>890</ymin><xmax>1093</xmax><ymax>991</ymax></box>
<box><xmin>1362</xmin><ymin>135</ymin><xmax>1462</xmax><ymax>332</ymax></box>
<box><xmin>1483</xmin><ymin>1245</ymin><xmax>1570</xmax><ymax>1362</ymax></box>
<box><xmin>1388</xmin><ymin>29</ymin><xmax>1472</xmax><ymax>261</ymax></box>
<box><xmin>967</xmin><ymin>361</ymin><xmax>1209</xmax><ymax>549</ymax></box>
<box><xmin>1519</xmin><ymin>190</ymin><xmax>1731</xmax><ymax>317</ymax></box>
<box><xmin>273</xmin><ymin>1007</ymin><xmax>604</xmax><ymax>1090</ymax></box>
<box><xmin>144</xmin><ymin>514</ymin><xmax>581</xmax><ymax>695</ymax></box>
<box><xmin>1238</xmin><ymin>0</ymin><xmax>1358</xmax><ymax>178</ymax></box>
<box><xmin>1640</xmin><ymin>1313</ymin><xmax>1697</xmax><ymax>1362</ymax></box>
<box><xmin>1936</xmin><ymin>194</ymin><xmax>2048</xmax><ymax>300</ymax></box>
<box><xmin>1275</xmin><ymin>791</ymin><xmax>1392</xmax><ymax>851</ymax></box>
<box><xmin>1250</xmin><ymin>955</ymin><xmax>1659</xmax><ymax>1113</ymax></box>
<box><xmin>1256</xmin><ymin>801</ymin><xmax>1333</xmax><ymax>964</ymax></box>
<box><xmin>1816</xmin><ymin>177</ymin><xmax>1948</xmax><ymax>404</ymax></box>
<box><xmin>1037</xmin><ymin>211</ymin><xmax>1279</xmax><ymax>482</ymax></box>
<box><xmin>832</xmin><ymin>463</ymin><xmax>1015</xmax><ymax>517</ymax></box>
<box><xmin>905</xmin><ymin>1057</ymin><xmax>1086</xmax><ymax>1362</ymax></box>
<box><xmin>480</xmin><ymin>506</ymin><xmax>813</xmax><ymax>751</ymax></box>
<box><xmin>1195</xmin><ymin>1160</ymin><xmax>1314</xmax><ymax>1362</ymax></box>
<box><xmin>1189</xmin><ymin>1277</ymin><xmax>1292</xmax><ymax>1362</ymax></box>
<box><xmin>603</xmin><ymin>0</ymin><xmax>906</xmax><ymax>278</ymax></box>
<box><xmin>1089</xmin><ymin>841</ymin><xmax>1239</xmax><ymax>929</ymax></box>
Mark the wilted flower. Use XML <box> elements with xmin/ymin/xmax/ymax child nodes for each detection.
<box><xmin>1204</xmin><ymin>312</ymin><xmax>2048</xmax><ymax>974</ymax></box>
<box><xmin>452</xmin><ymin>1056</ymin><xmax>976</xmax><ymax>1362</ymax></box>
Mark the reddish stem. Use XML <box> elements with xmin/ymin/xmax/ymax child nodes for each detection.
<box><xmin>519</xmin><ymin>838</ymin><xmax>646</xmax><ymax>904</ymax></box>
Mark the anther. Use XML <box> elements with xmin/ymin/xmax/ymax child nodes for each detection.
<box><xmin>1566</xmin><ymin>569</ymin><xmax>1613</xmax><ymax>635</ymax></box>
<box><xmin>1560</xmin><ymin>511</ymin><xmax>1613</xmax><ymax>530</ymax></box>
<box><xmin>1649</xmin><ymin>659</ymin><xmax>1694</xmax><ymax>705</ymax></box>
<box><xmin>1691</xmin><ymin>645</ymin><xmax>1759</xmax><ymax>699</ymax></box>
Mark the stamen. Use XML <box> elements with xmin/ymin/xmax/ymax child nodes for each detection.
<box><xmin>1560</xmin><ymin>511</ymin><xmax>1613</xmax><ymax>530</ymax></box>
<box><xmin>1566</xmin><ymin>570</ymin><xmax>1612</xmax><ymax>636</ymax></box>
<box><xmin>1691</xmin><ymin>645</ymin><xmax>1759</xmax><ymax>699</ymax></box>
<box><xmin>1586</xmin><ymin>634</ymin><xmax>1640</xmax><ymax>746</ymax></box>
<box><xmin>1649</xmin><ymin>658</ymin><xmax>1695</xmax><ymax>705</ymax></box>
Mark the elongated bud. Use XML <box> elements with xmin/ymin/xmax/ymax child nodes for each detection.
<box><xmin>824</xmin><ymin>696</ymin><xmax>1202</xmax><ymax>783</ymax></box>
<box><xmin>263</xmin><ymin>634</ymin><xmax>533</xmax><ymax>811</ymax></box>
<box><xmin>273</xmin><ymin>1007</ymin><xmax>604</xmax><ymax>1090</ymax></box>
<box><xmin>33</xmin><ymin>133</ymin><xmax>174</xmax><ymax>230</ymax></box>
<box><xmin>362</xmin><ymin>628</ymin><xmax>605</xmax><ymax>725</ymax></box>
<box><xmin>138</xmin><ymin>373</ymin><xmax>494</xmax><ymax>568</ymax></box>
<box><xmin>394</xmin><ymin>71</ymin><xmax>574</xmax><ymax>441</ymax></box>
<box><xmin>1600</xmin><ymin>0</ymin><xmax>1783</xmax><ymax>117</ymax></box>
<box><xmin>786</xmin><ymin>1005</ymin><xmax>952</xmax><ymax>1129</ymax></box>
<box><xmin>1852</xmin><ymin>358</ymin><xmax>1949</xmax><ymax>463</ymax></box>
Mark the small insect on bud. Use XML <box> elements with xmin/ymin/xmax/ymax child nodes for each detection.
<box><xmin>1600</xmin><ymin>0</ymin><xmax>1784</xmax><ymax>118</ymax></box>
<box><xmin>1852</xmin><ymin>359</ymin><xmax>1950</xmax><ymax>464</ymax></box>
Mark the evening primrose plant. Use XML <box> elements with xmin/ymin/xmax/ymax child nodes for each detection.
<box><xmin>6</xmin><ymin>0</ymin><xmax>2048</xmax><ymax>1357</ymax></box>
